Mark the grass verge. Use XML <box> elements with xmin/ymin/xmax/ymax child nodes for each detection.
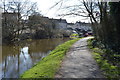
<box><xmin>87</xmin><ymin>38</ymin><xmax>120</xmax><ymax>79</ymax></box>
<box><xmin>21</xmin><ymin>38</ymin><xmax>80</xmax><ymax>78</ymax></box>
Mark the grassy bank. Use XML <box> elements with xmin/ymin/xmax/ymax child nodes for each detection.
<box><xmin>87</xmin><ymin>39</ymin><xmax>120</xmax><ymax>79</ymax></box>
<box><xmin>21</xmin><ymin>38</ymin><xmax>80</xmax><ymax>78</ymax></box>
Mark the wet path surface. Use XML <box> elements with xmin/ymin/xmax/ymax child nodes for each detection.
<box><xmin>55</xmin><ymin>37</ymin><xmax>103</xmax><ymax>78</ymax></box>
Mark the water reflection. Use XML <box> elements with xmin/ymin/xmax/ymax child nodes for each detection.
<box><xmin>1</xmin><ymin>38</ymin><xmax>70</xmax><ymax>78</ymax></box>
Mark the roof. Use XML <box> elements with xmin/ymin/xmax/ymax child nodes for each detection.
<box><xmin>50</xmin><ymin>18</ymin><xmax>67</xmax><ymax>23</ymax></box>
<box><xmin>2</xmin><ymin>12</ymin><xmax>20</xmax><ymax>15</ymax></box>
<box><xmin>67</xmin><ymin>23</ymin><xmax>74</xmax><ymax>25</ymax></box>
<box><xmin>76</xmin><ymin>21</ymin><xmax>91</xmax><ymax>25</ymax></box>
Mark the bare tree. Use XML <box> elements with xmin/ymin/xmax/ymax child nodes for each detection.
<box><xmin>50</xmin><ymin>0</ymin><xmax>111</xmax><ymax>44</ymax></box>
<box><xmin>2</xmin><ymin>0</ymin><xmax>38</xmax><ymax>42</ymax></box>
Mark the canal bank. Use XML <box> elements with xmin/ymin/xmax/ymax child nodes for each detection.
<box><xmin>21</xmin><ymin>38</ymin><xmax>80</xmax><ymax>78</ymax></box>
<box><xmin>87</xmin><ymin>38</ymin><xmax>120</xmax><ymax>78</ymax></box>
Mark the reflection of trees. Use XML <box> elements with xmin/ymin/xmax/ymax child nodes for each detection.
<box><xmin>2</xmin><ymin>45</ymin><xmax>20</xmax><ymax>60</ymax></box>
<box><xmin>2</xmin><ymin>38</ymin><xmax>70</xmax><ymax>61</ymax></box>
<box><xmin>28</xmin><ymin>38</ymin><xmax>69</xmax><ymax>54</ymax></box>
<box><xmin>3</xmin><ymin>58</ymin><xmax>7</xmax><ymax>77</ymax></box>
<box><xmin>2</xmin><ymin>38</ymin><xmax>70</xmax><ymax>78</ymax></box>
<box><xmin>2</xmin><ymin>45</ymin><xmax>20</xmax><ymax>78</ymax></box>
<box><xmin>17</xmin><ymin>46</ymin><xmax>20</xmax><ymax>77</ymax></box>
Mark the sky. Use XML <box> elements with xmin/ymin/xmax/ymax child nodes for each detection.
<box><xmin>1</xmin><ymin>0</ymin><xmax>120</xmax><ymax>23</ymax></box>
<box><xmin>0</xmin><ymin>0</ymin><xmax>90</xmax><ymax>23</ymax></box>
<box><xmin>31</xmin><ymin>0</ymin><xmax>90</xmax><ymax>23</ymax></box>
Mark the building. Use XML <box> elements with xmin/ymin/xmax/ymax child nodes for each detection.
<box><xmin>2</xmin><ymin>12</ymin><xmax>20</xmax><ymax>21</ymax></box>
<box><xmin>28</xmin><ymin>14</ymin><xmax>67</xmax><ymax>30</ymax></box>
<box><xmin>50</xmin><ymin>18</ymin><xmax>67</xmax><ymax>29</ymax></box>
<box><xmin>66</xmin><ymin>21</ymin><xmax>92</xmax><ymax>36</ymax></box>
<box><xmin>67</xmin><ymin>21</ymin><xmax>92</xmax><ymax>31</ymax></box>
<box><xmin>67</xmin><ymin>23</ymin><xmax>74</xmax><ymax>29</ymax></box>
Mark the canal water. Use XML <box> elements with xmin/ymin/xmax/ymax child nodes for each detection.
<box><xmin>0</xmin><ymin>38</ymin><xmax>70</xmax><ymax>78</ymax></box>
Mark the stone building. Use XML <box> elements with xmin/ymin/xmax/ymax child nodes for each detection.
<box><xmin>50</xmin><ymin>18</ymin><xmax>67</xmax><ymax>29</ymax></box>
<box><xmin>2</xmin><ymin>12</ymin><xmax>20</xmax><ymax>21</ymax></box>
<box><xmin>74</xmin><ymin>21</ymin><xmax>92</xmax><ymax>31</ymax></box>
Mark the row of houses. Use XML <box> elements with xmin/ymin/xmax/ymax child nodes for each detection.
<box><xmin>67</xmin><ymin>21</ymin><xmax>92</xmax><ymax>31</ymax></box>
<box><xmin>48</xmin><ymin>18</ymin><xmax>92</xmax><ymax>32</ymax></box>
<box><xmin>2</xmin><ymin>12</ymin><xmax>92</xmax><ymax>34</ymax></box>
<box><xmin>49</xmin><ymin>18</ymin><xmax>67</xmax><ymax>29</ymax></box>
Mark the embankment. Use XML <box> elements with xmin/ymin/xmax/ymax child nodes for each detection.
<box><xmin>21</xmin><ymin>38</ymin><xmax>80</xmax><ymax>78</ymax></box>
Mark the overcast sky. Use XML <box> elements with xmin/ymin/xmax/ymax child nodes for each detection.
<box><xmin>1</xmin><ymin>0</ymin><xmax>119</xmax><ymax>23</ymax></box>
<box><xmin>31</xmin><ymin>0</ymin><xmax>90</xmax><ymax>23</ymax></box>
<box><xmin>0</xmin><ymin>0</ymin><xmax>90</xmax><ymax>23</ymax></box>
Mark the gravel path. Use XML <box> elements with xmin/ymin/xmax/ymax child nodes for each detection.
<box><xmin>55</xmin><ymin>37</ymin><xmax>104</xmax><ymax>78</ymax></box>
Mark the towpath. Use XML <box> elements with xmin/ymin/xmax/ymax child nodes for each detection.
<box><xmin>55</xmin><ymin>37</ymin><xmax>103</xmax><ymax>78</ymax></box>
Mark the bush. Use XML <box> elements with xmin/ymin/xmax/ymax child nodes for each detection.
<box><xmin>88</xmin><ymin>38</ymin><xmax>120</xmax><ymax>79</ymax></box>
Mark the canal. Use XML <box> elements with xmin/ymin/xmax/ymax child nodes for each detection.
<box><xmin>0</xmin><ymin>38</ymin><xmax>70</xmax><ymax>78</ymax></box>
